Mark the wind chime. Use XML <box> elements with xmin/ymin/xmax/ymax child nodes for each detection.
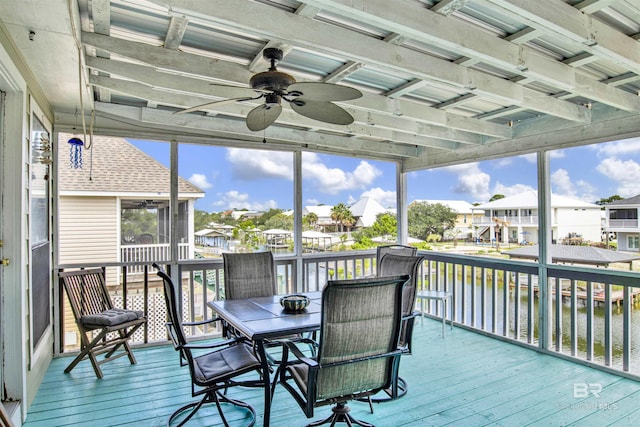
<box><xmin>67</xmin><ymin>136</ymin><xmax>84</xmax><ymax>169</ymax></box>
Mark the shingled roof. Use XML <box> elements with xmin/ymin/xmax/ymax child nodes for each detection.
<box><xmin>58</xmin><ymin>133</ymin><xmax>203</xmax><ymax>195</ymax></box>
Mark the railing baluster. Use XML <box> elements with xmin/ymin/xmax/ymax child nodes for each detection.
<box><xmin>586</xmin><ymin>280</ymin><xmax>594</xmax><ymax>361</ymax></box>
<box><xmin>623</xmin><ymin>285</ymin><xmax>631</xmax><ymax>372</ymax></box>
<box><xmin>554</xmin><ymin>277</ymin><xmax>561</xmax><ymax>352</ymax></box>
<box><xmin>571</xmin><ymin>279</ymin><xmax>578</xmax><ymax>357</ymax></box>
<box><xmin>604</xmin><ymin>283</ymin><xmax>612</xmax><ymax>366</ymax></box>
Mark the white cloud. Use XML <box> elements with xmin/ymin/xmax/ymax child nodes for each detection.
<box><xmin>359</xmin><ymin>187</ymin><xmax>397</xmax><ymax>208</ymax></box>
<box><xmin>442</xmin><ymin>163</ymin><xmax>492</xmax><ymax>201</ymax></box>
<box><xmin>596</xmin><ymin>158</ymin><xmax>640</xmax><ymax>198</ymax></box>
<box><xmin>302</xmin><ymin>153</ymin><xmax>381</xmax><ymax>195</ymax></box>
<box><xmin>551</xmin><ymin>168</ymin><xmax>575</xmax><ymax>197</ymax></box>
<box><xmin>550</xmin><ymin>168</ymin><xmax>598</xmax><ymax>202</ymax></box>
<box><xmin>594</xmin><ymin>138</ymin><xmax>640</xmax><ymax>157</ymax></box>
<box><xmin>212</xmin><ymin>190</ymin><xmax>278</xmax><ymax>211</ymax></box>
<box><xmin>227</xmin><ymin>148</ymin><xmax>292</xmax><ymax>180</ymax></box>
<box><xmin>492</xmin><ymin>182</ymin><xmax>535</xmax><ymax>197</ymax></box>
<box><xmin>188</xmin><ymin>173</ymin><xmax>212</xmax><ymax>189</ymax></box>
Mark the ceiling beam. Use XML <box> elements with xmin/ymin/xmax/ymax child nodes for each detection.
<box><xmin>293</xmin><ymin>0</ymin><xmax>640</xmax><ymax>112</ymax></box>
<box><xmin>483</xmin><ymin>0</ymin><xmax>640</xmax><ymax>77</ymax></box>
<box><xmin>142</xmin><ymin>0</ymin><xmax>591</xmax><ymax>123</ymax></box>
<box><xmin>90</xmin><ymin>102</ymin><xmax>423</xmax><ymax>159</ymax></box>
<box><xmin>164</xmin><ymin>15</ymin><xmax>189</xmax><ymax>50</ymax></box>
<box><xmin>83</xmin><ymin>42</ymin><xmax>512</xmax><ymax>139</ymax></box>
<box><xmin>405</xmin><ymin>106</ymin><xmax>640</xmax><ymax>171</ymax></box>
<box><xmin>87</xmin><ymin>72</ymin><xmax>482</xmax><ymax>150</ymax></box>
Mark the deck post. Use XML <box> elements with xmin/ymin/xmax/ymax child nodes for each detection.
<box><xmin>537</xmin><ymin>151</ymin><xmax>552</xmax><ymax>350</ymax></box>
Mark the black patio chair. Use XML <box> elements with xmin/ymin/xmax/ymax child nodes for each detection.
<box><xmin>372</xmin><ymin>253</ymin><xmax>424</xmax><ymax>401</ymax></box>
<box><xmin>276</xmin><ymin>275</ymin><xmax>408</xmax><ymax>427</ymax></box>
<box><xmin>376</xmin><ymin>244</ymin><xmax>417</xmax><ymax>261</ymax></box>
<box><xmin>222</xmin><ymin>252</ymin><xmax>316</xmax><ymax>363</ymax></box>
<box><xmin>154</xmin><ymin>264</ymin><xmax>263</xmax><ymax>426</ymax></box>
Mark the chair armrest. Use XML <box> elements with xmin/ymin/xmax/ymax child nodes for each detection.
<box><xmin>402</xmin><ymin>311</ymin><xmax>420</xmax><ymax>322</ymax></box>
<box><xmin>320</xmin><ymin>349</ymin><xmax>403</xmax><ymax>369</ymax></box>
<box><xmin>182</xmin><ymin>316</ymin><xmax>223</xmax><ymax>327</ymax></box>
<box><xmin>181</xmin><ymin>336</ymin><xmax>248</xmax><ymax>351</ymax></box>
<box><xmin>282</xmin><ymin>340</ymin><xmax>318</xmax><ymax>368</ymax></box>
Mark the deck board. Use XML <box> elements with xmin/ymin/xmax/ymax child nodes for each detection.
<box><xmin>23</xmin><ymin>319</ymin><xmax>639</xmax><ymax>426</ymax></box>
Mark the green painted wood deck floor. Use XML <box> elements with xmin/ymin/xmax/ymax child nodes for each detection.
<box><xmin>24</xmin><ymin>319</ymin><xmax>640</xmax><ymax>427</ymax></box>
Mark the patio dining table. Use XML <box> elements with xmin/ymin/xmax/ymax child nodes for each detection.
<box><xmin>207</xmin><ymin>292</ymin><xmax>322</xmax><ymax>427</ymax></box>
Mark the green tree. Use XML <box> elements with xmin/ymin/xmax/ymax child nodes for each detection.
<box><xmin>264</xmin><ymin>213</ymin><xmax>293</xmax><ymax>230</ymax></box>
<box><xmin>370</xmin><ymin>212</ymin><xmax>397</xmax><ymax>238</ymax></box>
<box><xmin>408</xmin><ymin>202</ymin><xmax>457</xmax><ymax>240</ymax></box>
<box><xmin>194</xmin><ymin>209</ymin><xmax>213</xmax><ymax>231</ymax></box>
<box><xmin>121</xmin><ymin>209</ymin><xmax>157</xmax><ymax>242</ymax></box>
<box><xmin>254</xmin><ymin>208</ymin><xmax>283</xmax><ymax>226</ymax></box>
<box><xmin>303</xmin><ymin>212</ymin><xmax>318</xmax><ymax>230</ymax></box>
<box><xmin>595</xmin><ymin>195</ymin><xmax>623</xmax><ymax>205</ymax></box>
<box><xmin>489</xmin><ymin>194</ymin><xmax>505</xmax><ymax>202</ymax></box>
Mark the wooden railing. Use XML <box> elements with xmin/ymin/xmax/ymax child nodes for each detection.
<box><xmin>56</xmin><ymin>249</ymin><xmax>640</xmax><ymax>380</ymax></box>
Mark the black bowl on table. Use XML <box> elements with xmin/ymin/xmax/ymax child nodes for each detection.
<box><xmin>280</xmin><ymin>294</ymin><xmax>310</xmax><ymax>312</ymax></box>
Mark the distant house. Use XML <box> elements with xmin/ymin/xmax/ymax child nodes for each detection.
<box><xmin>411</xmin><ymin>199</ymin><xmax>482</xmax><ymax>240</ymax></box>
<box><xmin>472</xmin><ymin>191</ymin><xmax>601</xmax><ymax>245</ymax></box>
<box><xmin>603</xmin><ymin>195</ymin><xmax>640</xmax><ymax>252</ymax></box>
<box><xmin>303</xmin><ymin>198</ymin><xmax>391</xmax><ymax>232</ymax></box>
<box><xmin>230</xmin><ymin>210</ymin><xmax>263</xmax><ymax>220</ymax></box>
<box><xmin>303</xmin><ymin>205</ymin><xmax>335</xmax><ymax>231</ymax></box>
<box><xmin>58</xmin><ymin>133</ymin><xmax>204</xmax><ymax>274</ymax></box>
<box><xmin>349</xmin><ymin>197</ymin><xmax>390</xmax><ymax>228</ymax></box>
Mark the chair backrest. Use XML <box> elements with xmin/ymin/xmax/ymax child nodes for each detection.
<box><xmin>223</xmin><ymin>251</ymin><xmax>276</xmax><ymax>299</ymax></box>
<box><xmin>315</xmin><ymin>275</ymin><xmax>408</xmax><ymax>401</ymax></box>
<box><xmin>154</xmin><ymin>265</ymin><xmax>193</xmax><ymax>366</ymax></box>
<box><xmin>59</xmin><ymin>268</ymin><xmax>113</xmax><ymax>320</ymax></box>
<box><xmin>377</xmin><ymin>253</ymin><xmax>424</xmax><ymax>349</ymax></box>
<box><xmin>376</xmin><ymin>244</ymin><xmax>417</xmax><ymax>262</ymax></box>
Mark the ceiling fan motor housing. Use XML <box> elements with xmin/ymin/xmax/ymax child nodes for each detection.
<box><xmin>250</xmin><ymin>71</ymin><xmax>296</xmax><ymax>92</ymax></box>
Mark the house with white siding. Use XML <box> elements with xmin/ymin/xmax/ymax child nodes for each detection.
<box><xmin>603</xmin><ymin>194</ymin><xmax>640</xmax><ymax>252</ymax></box>
<box><xmin>57</xmin><ymin>133</ymin><xmax>204</xmax><ymax>279</ymax></box>
<box><xmin>472</xmin><ymin>191</ymin><xmax>601</xmax><ymax>245</ymax></box>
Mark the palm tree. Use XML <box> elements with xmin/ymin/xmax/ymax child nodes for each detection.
<box><xmin>492</xmin><ymin>217</ymin><xmax>510</xmax><ymax>251</ymax></box>
<box><xmin>304</xmin><ymin>212</ymin><xmax>318</xmax><ymax>230</ymax></box>
<box><xmin>331</xmin><ymin>203</ymin><xmax>352</xmax><ymax>232</ymax></box>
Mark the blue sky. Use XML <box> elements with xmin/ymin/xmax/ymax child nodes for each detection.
<box><xmin>129</xmin><ymin>137</ymin><xmax>640</xmax><ymax>212</ymax></box>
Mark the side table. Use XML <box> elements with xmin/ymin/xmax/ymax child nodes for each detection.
<box><xmin>416</xmin><ymin>290</ymin><xmax>453</xmax><ymax>337</ymax></box>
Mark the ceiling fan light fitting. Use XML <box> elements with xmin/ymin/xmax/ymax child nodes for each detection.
<box><xmin>265</xmin><ymin>93</ymin><xmax>281</xmax><ymax>106</ymax></box>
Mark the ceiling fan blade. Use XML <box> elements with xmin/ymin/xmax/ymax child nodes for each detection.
<box><xmin>174</xmin><ymin>96</ymin><xmax>260</xmax><ymax>115</ymax></box>
<box><xmin>246</xmin><ymin>104</ymin><xmax>283</xmax><ymax>131</ymax></box>
<box><xmin>287</xmin><ymin>82</ymin><xmax>362</xmax><ymax>101</ymax></box>
<box><xmin>289</xmin><ymin>99</ymin><xmax>355</xmax><ymax>125</ymax></box>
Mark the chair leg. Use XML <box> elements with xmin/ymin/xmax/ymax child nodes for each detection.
<box><xmin>306</xmin><ymin>402</ymin><xmax>373</xmax><ymax>427</ymax></box>
<box><xmin>358</xmin><ymin>376</ymin><xmax>407</xmax><ymax>404</ymax></box>
<box><xmin>167</xmin><ymin>390</ymin><xmax>256</xmax><ymax>427</ymax></box>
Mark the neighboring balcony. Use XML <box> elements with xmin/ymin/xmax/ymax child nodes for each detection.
<box><xmin>606</xmin><ymin>219</ymin><xmax>639</xmax><ymax>230</ymax></box>
<box><xmin>474</xmin><ymin>215</ymin><xmax>540</xmax><ymax>225</ymax></box>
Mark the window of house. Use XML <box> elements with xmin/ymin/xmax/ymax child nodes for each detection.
<box><xmin>629</xmin><ymin>236</ymin><xmax>639</xmax><ymax>249</ymax></box>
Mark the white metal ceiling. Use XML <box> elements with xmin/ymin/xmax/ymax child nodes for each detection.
<box><xmin>3</xmin><ymin>0</ymin><xmax>640</xmax><ymax>170</ymax></box>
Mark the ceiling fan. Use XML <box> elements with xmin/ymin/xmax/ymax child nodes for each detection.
<box><xmin>174</xmin><ymin>48</ymin><xmax>363</xmax><ymax>131</ymax></box>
